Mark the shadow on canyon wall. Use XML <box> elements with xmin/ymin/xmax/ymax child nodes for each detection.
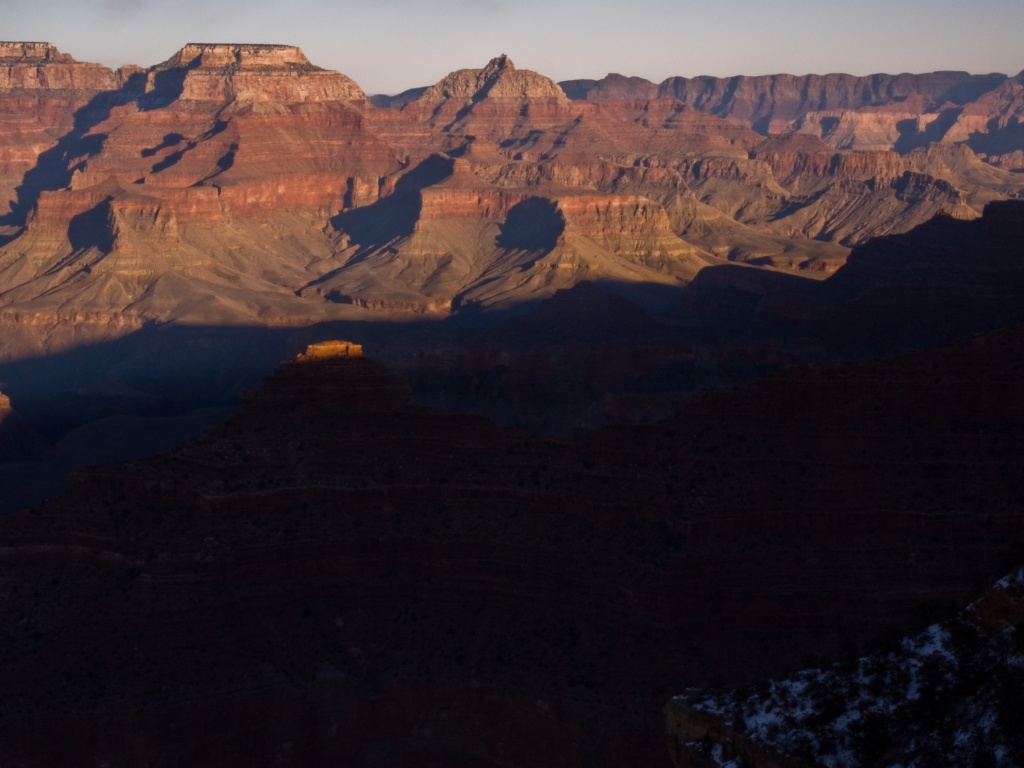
<box><xmin>4</xmin><ymin>194</ymin><xmax>1024</xmax><ymax>510</ymax></box>
<box><xmin>0</xmin><ymin>281</ymin><xmax>700</xmax><ymax>512</ymax></box>
<box><xmin>0</xmin><ymin>55</ymin><xmax>209</xmax><ymax>244</ymax></box>
<box><xmin>0</xmin><ymin>84</ymin><xmax>132</xmax><ymax>235</ymax></box>
<box><xmin>325</xmin><ymin>154</ymin><xmax>455</xmax><ymax>262</ymax></box>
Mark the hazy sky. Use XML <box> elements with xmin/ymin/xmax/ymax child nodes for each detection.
<box><xmin>2</xmin><ymin>0</ymin><xmax>1022</xmax><ymax>94</ymax></box>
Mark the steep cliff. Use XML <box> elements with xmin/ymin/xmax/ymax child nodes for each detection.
<box><xmin>0</xmin><ymin>42</ymin><xmax>417</xmax><ymax>326</ymax></box>
<box><xmin>403</xmin><ymin>54</ymin><xmax>574</xmax><ymax>138</ymax></box>
<box><xmin>0</xmin><ymin>42</ymin><xmax>124</xmax><ymax>228</ymax></box>
<box><xmin>2</xmin><ymin>45</ymin><xmax>1020</xmax><ymax>333</ymax></box>
<box><xmin>564</xmin><ymin>70</ymin><xmax>1010</xmax><ymax>137</ymax></box>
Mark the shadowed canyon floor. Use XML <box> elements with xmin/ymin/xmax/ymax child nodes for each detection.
<box><xmin>1</xmin><ymin>326</ymin><xmax>1024</xmax><ymax>766</ymax></box>
<box><xmin>1</xmin><ymin>42</ymin><xmax>1022</xmax><ymax>460</ymax></box>
<box><xmin>3</xmin><ymin>200</ymin><xmax>1024</xmax><ymax>514</ymax></box>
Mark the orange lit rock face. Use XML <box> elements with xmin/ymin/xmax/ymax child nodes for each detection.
<box><xmin>0</xmin><ymin>44</ymin><xmax>123</xmax><ymax>222</ymax></box>
<box><xmin>0</xmin><ymin>43</ymin><xmax>1022</xmax><ymax>326</ymax></box>
<box><xmin>0</xmin><ymin>41</ymin><xmax>119</xmax><ymax>90</ymax></box>
<box><xmin>152</xmin><ymin>43</ymin><xmax>366</xmax><ymax>104</ymax></box>
<box><xmin>0</xmin><ymin>43</ymin><xmax>422</xmax><ymax>321</ymax></box>
<box><xmin>69</xmin><ymin>43</ymin><xmax>393</xmax><ymax>218</ymax></box>
<box><xmin>554</xmin><ymin>193</ymin><xmax>696</xmax><ymax>259</ymax></box>
<box><xmin>296</xmin><ymin>339</ymin><xmax>363</xmax><ymax>361</ymax></box>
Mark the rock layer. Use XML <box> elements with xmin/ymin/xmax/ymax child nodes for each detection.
<box><xmin>1</xmin><ymin>44</ymin><xmax>1021</xmax><ymax>328</ymax></box>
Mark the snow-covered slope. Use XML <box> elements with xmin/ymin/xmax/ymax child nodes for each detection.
<box><xmin>670</xmin><ymin>567</ymin><xmax>1024</xmax><ymax>767</ymax></box>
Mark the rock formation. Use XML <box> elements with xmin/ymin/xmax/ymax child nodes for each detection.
<box><xmin>0</xmin><ymin>42</ymin><xmax>124</xmax><ymax>232</ymax></box>
<box><xmin>0</xmin><ymin>41</ymin><xmax>121</xmax><ymax>91</ymax></box>
<box><xmin>295</xmin><ymin>339</ymin><xmax>363</xmax><ymax>361</ymax></box>
<box><xmin>564</xmin><ymin>68</ymin><xmax>1024</xmax><ymax>176</ymax></box>
<box><xmin>151</xmin><ymin>43</ymin><xmax>366</xmax><ymax>104</ymax></box>
<box><xmin>563</xmin><ymin>70</ymin><xmax>1008</xmax><ymax>131</ymax></box>
<box><xmin>669</xmin><ymin>566</ymin><xmax>1024</xmax><ymax>767</ymax></box>
<box><xmin>1</xmin><ymin>318</ymin><xmax>1024</xmax><ymax>765</ymax></box>
<box><xmin>0</xmin><ymin>43</ymin><xmax>1019</xmax><ymax>333</ymax></box>
<box><xmin>403</xmin><ymin>54</ymin><xmax>573</xmax><ymax>136</ymax></box>
<box><xmin>0</xmin><ymin>44</ymin><xmax>1021</xmax><ymax>767</ymax></box>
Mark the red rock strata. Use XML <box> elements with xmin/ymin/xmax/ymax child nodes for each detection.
<box><xmin>0</xmin><ymin>43</ymin><xmax>1020</xmax><ymax>328</ymax></box>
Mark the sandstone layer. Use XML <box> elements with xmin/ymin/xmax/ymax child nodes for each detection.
<box><xmin>2</xmin><ymin>44</ymin><xmax>1020</xmax><ymax>331</ymax></box>
<box><xmin>564</xmin><ymin>69</ymin><xmax>1024</xmax><ymax>171</ymax></box>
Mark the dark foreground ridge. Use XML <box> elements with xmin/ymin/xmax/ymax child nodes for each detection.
<box><xmin>1</xmin><ymin>326</ymin><xmax>1023</xmax><ymax>766</ymax></box>
<box><xmin>670</xmin><ymin>567</ymin><xmax>1024</xmax><ymax>766</ymax></box>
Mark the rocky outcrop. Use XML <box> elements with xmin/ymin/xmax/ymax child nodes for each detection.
<box><xmin>944</xmin><ymin>74</ymin><xmax>1024</xmax><ymax>168</ymax></box>
<box><xmin>0</xmin><ymin>42</ymin><xmax>422</xmax><ymax>323</ymax></box>
<box><xmin>0</xmin><ymin>43</ymin><xmax>125</xmax><ymax>225</ymax></box>
<box><xmin>0</xmin><ymin>41</ymin><xmax>120</xmax><ymax>91</ymax></box>
<box><xmin>403</xmin><ymin>54</ymin><xmax>575</xmax><ymax>138</ymax></box>
<box><xmin>554</xmin><ymin>192</ymin><xmax>707</xmax><ymax>263</ymax></box>
<box><xmin>149</xmin><ymin>43</ymin><xmax>366</xmax><ymax>104</ymax></box>
<box><xmin>295</xmin><ymin>339</ymin><xmax>363</xmax><ymax>361</ymax></box>
<box><xmin>418</xmin><ymin>54</ymin><xmax>567</xmax><ymax>104</ymax></box>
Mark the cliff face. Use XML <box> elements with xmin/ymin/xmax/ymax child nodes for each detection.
<box><xmin>0</xmin><ymin>42</ymin><xmax>418</xmax><ymax>326</ymax></box>
<box><xmin>564</xmin><ymin>69</ymin><xmax>1024</xmax><ymax>175</ymax></box>
<box><xmin>0</xmin><ymin>43</ymin><xmax>123</xmax><ymax>226</ymax></box>
<box><xmin>1</xmin><ymin>44</ymin><xmax>1021</xmax><ymax>329</ymax></box>
<box><xmin>405</xmin><ymin>54</ymin><xmax>573</xmax><ymax>136</ymax></box>
<box><xmin>657</xmin><ymin>72</ymin><xmax>1005</xmax><ymax>132</ymax></box>
<box><xmin>151</xmin><ymin>43</ymin><xmax>366</xmax><ymax>103</ymax></box>
<box><xmin>0</xmin><ymin>41</ymin><xmax>120</xmax><ymax>90</ymax></box>
<box><xmin>564</xmin><ymin>70</ymin><xmax>1010</xmax><ymax>134</ymax></box>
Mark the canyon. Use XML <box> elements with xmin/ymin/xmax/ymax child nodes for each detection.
<box><xmin>0</xmin><ymin>42</ymin><xmax>1021</xmax><ymax>447</ymax></box>
<box><xmin>0</xmin><ymin>40</ymin><xmax>1023</xmax><ymax>766</ymax></box>
<box><xmin>1</xmin><ymin>42</ymin><xmax>1020</xmax><ymax>337</ymax></box>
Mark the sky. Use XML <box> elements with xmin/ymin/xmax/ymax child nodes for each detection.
<box><xmin>2</xmin><ymin>0</ymin><xmax>1022</xmax><ymax>95</ymax></box>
